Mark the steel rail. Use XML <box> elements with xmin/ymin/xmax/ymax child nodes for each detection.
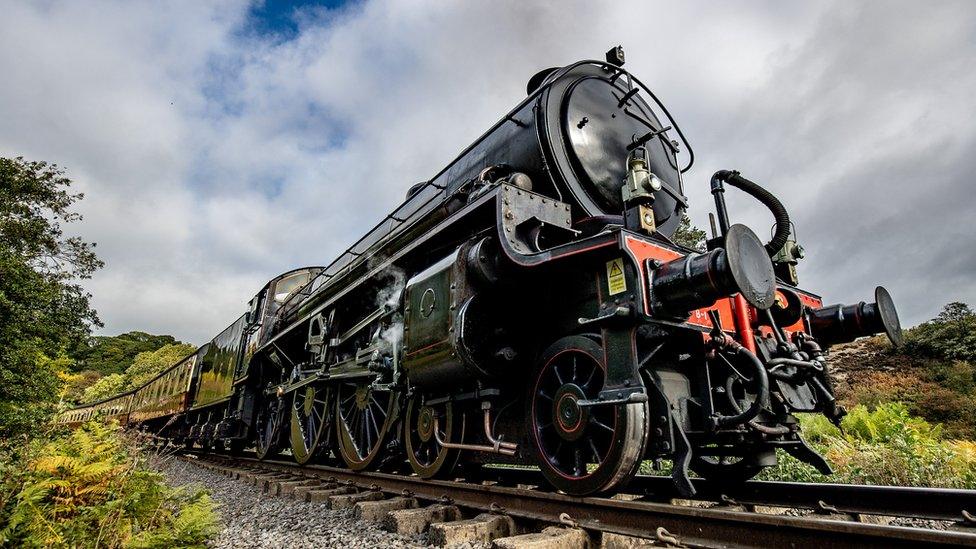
<box><xmin>481</xmin><ymin>466</ymin><xmax>976</xmax><ymax>524</ymax></box>
<box><xmin>637</xmin><ymin>476</ymin><xmax>976</xmax><ymax>524</ymax></box>
<box><xmin>187</xmin><ymin>454</ymin><xmax>976</xmax><ymax>548</ymax></box>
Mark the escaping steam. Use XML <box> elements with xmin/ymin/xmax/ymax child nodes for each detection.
<box><xmin>368</xmin><ymin>258</ymin><xmax>407</xmax><ymax>358</ymax></box>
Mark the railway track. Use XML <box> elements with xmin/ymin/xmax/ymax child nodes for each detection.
<box><xmin>180</xmin><ymin>452</ymin><xmax>976</xmax><ymax>548</ymax></box>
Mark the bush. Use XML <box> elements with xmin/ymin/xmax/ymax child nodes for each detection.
<box><xmin>903</xmin><ymin>302</ymin><xmax>976</xmax><ymax>362</ymax></box>
<box><xmin>762</xmin><ymin>403</ymin><xmax>976</xmax><ymax>488</ymax></box>
<box><xmin>0</xmin><ymin>422</ymin><xmax>218</xmax><ymax>548</ymax></box>
<box><xmin>832</xmin><ymin>303</ymin><xmax>976</xmax><ymax>439</ymax></box>
<box><xmin>82</xmin><ymin>373</ymin><xmax>127</xmax><ymax>403</ymax></box>
<box><xmin>844</xmin><ymin>370</ymin><xmax>976</xmax><ymax>439</ymax></box>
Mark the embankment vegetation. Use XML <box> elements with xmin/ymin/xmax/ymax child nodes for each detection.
<box><xmin>764</xmin><ymin>302</ymin><xmax>976</xmax><ymax>486</ymax></box>
<box><xmin>1</xmin><ymin>422</ymin><xmax>217</xmax><ymax>548</ymax></box>
<box><xmin>1</xmin><ymin>156</ymin><xmax>217</xmax><ymax>548</ymax></box>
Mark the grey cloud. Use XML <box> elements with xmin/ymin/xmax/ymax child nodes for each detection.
<box><xmin>0</xmin><ymin>0</ymin><xmax>971</xmax><ymax>343</ymax></box>
<box><xmin>691</xmin><ymin>0</ymin><xmax>976</xmax><ymax>323</ymax></box>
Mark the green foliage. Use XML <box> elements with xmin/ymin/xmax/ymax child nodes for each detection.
<box><xmin>0</xmin><ymin>422</ymin><xmax>218</xmax><ymax>548</ymax></box>
<box><xmin>762</xmin><ymin>403</ymin><xmax>976</xmax><ymax>488</ymax></box>
<box><xmin>82</xmin><ymin>374</ymin><xmax>127</xmax><ymax>404</ymax></box>
<box><xmin>844</xmin><ymin>369</ymin><xmax>976</xmax><ymax>439</ymax></box>
<box><xmin>671</xmin><ymin>213</ymin><xmax>707</xmax><ymax>251</ymax></box>
<box><xmin>64</xmin><ymin>335</ymin><xmax>193</xmax><ymax>404</ymax></box>
<box><xmin>0</xmin><ymin>157</ymin><xmax>103</xmax><ymax>437</ymax></box>
<box><xmin>61</xmin><ymin>370</ymin><xmax>105</xmax><ymax>403</ymax></box>
<box><xmin>78</xmin><ymin>343</ymin><xmax>196</xmax><ymax>404</ymax></box>
<box><xmin>903</xmin><ymin>302</ymin><xmax>976</xmax><ymax>362</ymax></box>
<box><xmin>124</xmin><ymin>344</ymin><xmax>196</xmax><ymax>390</ymax></box>
<box><xmin>71</xmin><ymin>332</ymin><xmax>181</xmax><ymax>376</ymax></box>
<box><xmin>835</xmin><ymin>303</ymin><xmax>976</xmax><ymax>438</ymax></box>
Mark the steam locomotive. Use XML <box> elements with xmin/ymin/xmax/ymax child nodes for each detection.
<box><xmin>60</xmin><ymin>48</ymin><xmax>904</xmax><ymax>497</ymax></box>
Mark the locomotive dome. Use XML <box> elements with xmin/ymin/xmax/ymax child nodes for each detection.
<box><xmin>532</xmin><ymin>62</ymin><xmax>686</xmax><ymax>236</ymax></box>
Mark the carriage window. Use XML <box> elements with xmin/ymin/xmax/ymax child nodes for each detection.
<box><xmin>273</xmin><ymin>272</ymin><xmax>312</xmax><ymax>303</ymax></box>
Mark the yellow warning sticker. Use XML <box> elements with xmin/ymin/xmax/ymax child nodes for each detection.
<box><xmin>606</xmin><ymin>258</ymin><xmax>627</xmax><ymax>295</ymax></box>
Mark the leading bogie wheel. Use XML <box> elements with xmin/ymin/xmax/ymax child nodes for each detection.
<box><xmin>290</xmin><ymin>383</ymin><xmax>334</xmax><ymax>465</ymax></box>
<box><xmin>528</xmin><ymin>335</ymin><xmax>649</xmax><ymax>496</ymax></box>
<box><xmin>335</xmin><ymin>379</ymin><xmax>396</xmax><ymax>470</ymax></box>
<box><xmin>404</xmin><ymin>396</ymin><xmax>465</xmax><ymax>479</ymax></box>
<box><xmin>689</xmin><ymin>453</ymin><xmax>762</xmax><ymax>484</ymax></box>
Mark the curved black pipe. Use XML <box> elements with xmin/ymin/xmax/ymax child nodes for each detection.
<box><xmin>711</xmin><ymin>170</ymin><xmax>791</xmax><ymax>257</ymax></box>
<box><xmin>712</xmin><ymin>346</ymin><xmax>770</xmax><ymax>428</ymax></box>
<box><xmin>724</xmin><ymin>376</ymin><xmax>791</xmax><ymax>436</ymax></box>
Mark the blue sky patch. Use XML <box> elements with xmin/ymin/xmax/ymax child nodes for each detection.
<box><xmin>245</xmin><ymin>0</ymin><xmax>349</xmax><ymax>41</ymax></box>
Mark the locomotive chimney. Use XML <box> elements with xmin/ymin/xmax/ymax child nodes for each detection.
<box><xmin>649</xmin><ymin>224</ymin><xmax>776</xmax><ymax>318</ymax></box>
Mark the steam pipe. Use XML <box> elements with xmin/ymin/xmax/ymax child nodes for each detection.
<box><xmin>767</xmin><ymin>357</ymin><xmax>824</xmax><ymax>372</ymax></box>
<box><xmin>432</xmin><ymin>409</ymin><xmax>517</xmax><ymax>456</ymax></box>
<box><xmin>708</xmin><ymin>334</ymin><xmax>770</xmax><ymax>429</ymax></box>
<box><xmin>710</xmin><ymin>170</ymin><xmax>791</xmax><ymax>256</ymax></box>
<box><xmin>483</xmin><ymin>410</ymin><xmax>518</xmax><ymax>452</ymax></box>
<box><xmin>724</xmin><ymin>376</ymin><xmax>791</xmax><ymax>436</ymax></box>
<box><xmin>710</xmin><ymin>174</ymin><xmax>732</xmax><ymax>236</ymax></box>
<box><xmin>733</xmin><ymin>295</ymin><xmax>758</xmax><ymax>354</ymax></box>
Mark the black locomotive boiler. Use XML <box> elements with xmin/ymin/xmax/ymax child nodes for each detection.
<box><xmin>61</xmin><ymin>47</ymin><xmax>904</xmax><ymax>497</ymax></box>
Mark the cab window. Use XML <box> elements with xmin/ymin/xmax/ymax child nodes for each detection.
<box><xmin>273</xmin><ymin>272</ymin><xmax>312</xmax><ymax>303</ymax></box>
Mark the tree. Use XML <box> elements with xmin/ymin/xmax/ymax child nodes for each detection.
<box><xmin>672</xmin><ymin>213</ymin><xmax>708</xmax><ymax>251</ymax></box>
<box><xmin>60</xmin><ymin>332</ymin><xmax>190</xmax><ymax>402</ymax></box>
<box><xmin>937</xmin><ymin>302</ymin><xmax>974</xmax><ymax>324</ymax></box>
<box><xmin>60</xmin><ymin>369</ymin><xmax>103</xmax><ymax>403</ymax></box>
<box><xmin>81</xmin><ymin>373</ymin><xmax>126</xmax><ymax>403</ymax></box>
<box><xmin>70</xmin><ymin>331</ymin><xmax>180</xmax><ymax>375</ymax></box>
<box><xmin>0</xmin><ymin>157</ymin><xmax>102</xmax><ymax>437</ymax></box>
<box><xmin>905</xmin><ymin>302</ymin><xmax>976</xmax><ymax>362</ymax></box>
<box><xmin>76</xmin><ymin>343</ymin><xmax>196</xmax><ymax>403</ymax></box>
<box><xmin>123</xmin><ymin>343</ymin><xmax>196</xmax><ymax>390</ymax></box>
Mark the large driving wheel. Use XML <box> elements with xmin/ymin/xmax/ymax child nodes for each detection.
<box><xmin>290</xmin><ymin>383</ymin><xmax>334</xmax><ymax>465</ymax></box>
<box><xmin>335</xmin><ymin>379</ymin><xmax>396</xmax><ymax>470</ymax></box>
<box><xmin>255</xmin><ymin>395</ymin><xmax>286</xmax><ymax>460</ymax></box>
<box><xmin>529</xmin><ymin>336</ymin><xmax>648</xmax><ymax>496</ymax></box>
<box><xmin>405</xmin><ymin>397</ymin><xmax>464</xmax><ymax>479</ymax></box>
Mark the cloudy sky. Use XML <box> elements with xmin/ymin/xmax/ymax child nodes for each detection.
<box><xmin>1</xmin><ymin>0</ymin><xmax>974</xmax><ymax>345</ymax></box>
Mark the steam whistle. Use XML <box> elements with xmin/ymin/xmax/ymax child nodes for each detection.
<box><xmin>649</xmin><ymin>224</ymin><xmax>777</xmax><ymax>317</ymax></box>
<box><xmin>621</xmin><ymin>146</ymin><xmax>662</xmax><ymax>235</ymax></box>
<box><xmin>807</xmin><ymin>286</ymin><xmax>904</xmax><ymax>347</ymax></box>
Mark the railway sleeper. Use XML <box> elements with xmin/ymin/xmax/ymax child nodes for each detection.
<box><xmin>328</xmin><ymin>490</ymin><xmax>384</xmax><ymax>510</ymax></box>
<box><xmin>384</xmin><ymin>504</ymin><xmax>462</xmax><ymax>535</ymax></box>
<box><xmin>354</xmin><ymin>496</ymin><xmax>418</xmax><ymax>521</ymax></box>
<box><xmin>428</xmin><ymin>513</ymin><xmax>516</xmax><ymax>546</ymax></box>
<box><xmin>187</xmin><ymin>459</ymin><xmax>663</xmax><ymax>548</ymax></box>
<box><xmin>305</xmin><ymin>485</ymin><xmax>356</xmax><ymax>503</ymax></box>
<box><xmin>240</xmin><ymin>471</ymin><xmax>289</xmax><ymax>486</ymax></box>
<box><xmin>292</xmin><ymin>482</ymin><xmax>338</xmax><ymax>500</ymax></box>
<box><xmin>493</xmin><ymin>527</ymin><xmax>591</xmax><ymax>549</ymax></box>
<box><xmin>270</xmin><ymin>478</ymin><xmax>322</xmax><ymax>497</ymax></box>
<box><xmin>259</xmin><ymin>474</ymin><xmax>305</xmax><ymax>493</ymax></box>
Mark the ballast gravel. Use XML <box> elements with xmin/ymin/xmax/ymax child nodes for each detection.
<box><xmin>157</xmin><ymin>457</ymin><xmax>484</xmax><ymax>549</ymax></box>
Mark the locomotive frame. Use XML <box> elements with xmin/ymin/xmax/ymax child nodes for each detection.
<box><xmin>60</xmin><ymin>48</ymin><xmax>904</xmax><ymax>497</ymax></box>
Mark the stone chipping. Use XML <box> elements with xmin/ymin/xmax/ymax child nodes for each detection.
<box><xmin>156</xmin><ymin>457</ymin><xmax>490</xmax><ymax>549</ymax></box>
